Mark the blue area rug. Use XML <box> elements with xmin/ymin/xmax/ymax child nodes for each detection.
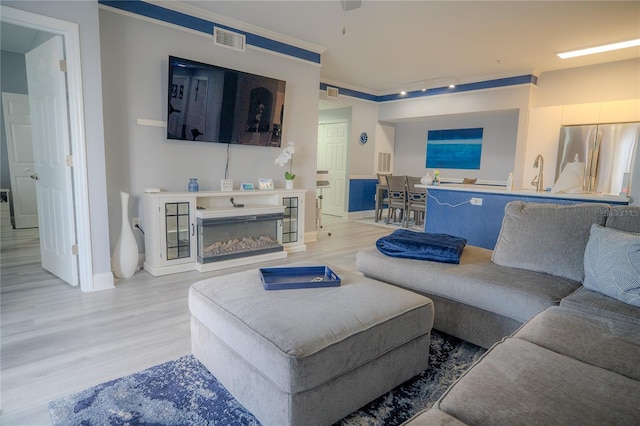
<box><xmin>49</xmin><ymin>331</ymin><xmax>484</xmax><ymax>425</ymax></box>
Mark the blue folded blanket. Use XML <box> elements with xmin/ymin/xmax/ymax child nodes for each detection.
<box><xmin>376</xmin><ymin>229</ymin><xmax>467</xmax><ymax>264</ymax></box>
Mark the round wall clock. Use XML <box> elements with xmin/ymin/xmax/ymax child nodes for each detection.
<box><xmin>359</xmin><ymin>131</ymin><xmax>368</xmax><ymax>145</ymax></box>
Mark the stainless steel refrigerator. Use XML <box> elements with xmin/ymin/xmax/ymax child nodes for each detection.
<box><xmin>555</xmin><ymin>122</ymin><xmax>640</xmax><ymax>197</ymax></box>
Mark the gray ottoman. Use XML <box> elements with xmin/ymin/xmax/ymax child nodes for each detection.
<box><xmin>189</xmin><ymin>267</ymin><xmax>434</xmax><ymax>426</ymax></box>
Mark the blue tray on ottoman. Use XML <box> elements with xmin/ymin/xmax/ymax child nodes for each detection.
<box><xmin>259</xmin><ymin>266</ymin><xmax>341</xmax><ymax>290</ymax></box>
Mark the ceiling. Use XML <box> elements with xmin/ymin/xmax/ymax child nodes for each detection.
<box><xmin>2</xmin><ymin>1</ymin><xmax>638</xmax><ymax>97</ymax></box>
<box><xmin>0</xmin><ymin>22</ymin><xmax>47</xmax><ymax>55</ymax></box>
<box><xmin>180</xmin><ymin>0</ymin><xmax>640</xmax><ymax>95</ymax></box>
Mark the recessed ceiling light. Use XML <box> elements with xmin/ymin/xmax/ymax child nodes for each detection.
<box><xmin>557</xmin><ymin>38</ymin><xmax>640</xmax><ymax>59</ymax></box>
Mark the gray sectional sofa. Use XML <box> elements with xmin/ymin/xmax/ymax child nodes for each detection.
<box><xmin>356</xmin><ymin>201</ymin><xmax>640</xmax><ymax>425</ymax></box>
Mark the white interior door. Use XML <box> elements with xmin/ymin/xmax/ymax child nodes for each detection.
<box><xmin>317</xmin><ymin>121</ymin><xmax>347</xmax><ymax>217</ymax></box>
<box><xmin>25</xmin><ymin>35</ymin><xmax>78</xmax><ymax>286</ymax></box>
<box><xmin>2</xmin><ymin>92</ymin><xmax>39</xmax><ymax>229</ymax></box>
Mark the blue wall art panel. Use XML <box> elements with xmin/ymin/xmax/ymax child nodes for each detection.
<box><xmin>426</xmin><ymin>128</ymin><xmax>483</xmax><ymax>169</ymax></box>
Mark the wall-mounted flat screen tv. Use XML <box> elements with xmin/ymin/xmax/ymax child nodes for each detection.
<box><xmin>167</xmin><ymin>56</ymin><xmax>286</xmax><ymax>146</ymax></box>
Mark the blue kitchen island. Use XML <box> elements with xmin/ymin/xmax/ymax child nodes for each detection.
<box><xmin>421</xmin><ymin>184</ymin><xmax>631</xmax><ymax>249</ymax></box>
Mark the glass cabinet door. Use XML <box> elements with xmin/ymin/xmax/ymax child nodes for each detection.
<box><xmin>165</xmin><ymin>201</ymin><xmax>191</xmax><ymax>260</ymax></box>
<box><xmin>282</xmin><ymin>197</ymin><xmax>298</xmax><ymax>243</ymax></box>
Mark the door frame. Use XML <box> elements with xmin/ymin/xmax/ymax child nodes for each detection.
<box><xmin>2</xmin><ymin>6</ymin><xmax>93</xmax><ymax>291</ymax></box>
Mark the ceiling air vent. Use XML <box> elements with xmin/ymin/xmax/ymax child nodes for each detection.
<box><xmin>326</xmin><ymin>86</ymin><xmax>339</xmax><ymax>100</ymax></box>
<box><xmin>213</xmin><ymin>27</ymin><xmax>246</xmax><ymax>52</ymax></box>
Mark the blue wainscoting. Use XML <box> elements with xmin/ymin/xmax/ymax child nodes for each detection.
<box><xmin>424</xmin><ymin>188</ymin><xmax>628</xmax><ymax>249</ymax></box>
<box><xmin>349</xmin><ymin>179</ymin><xmax>378</xmax><ymax>212</ymax></box>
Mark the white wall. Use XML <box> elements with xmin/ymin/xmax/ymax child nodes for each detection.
<box><xmin>375</xmin><ymin>123</ymin><xmax>395</xmax><ymax>174</ymax></box>
<box><xmin>319</xmin><ymin>93</ymin><xmax>380</xmax><ymax>177</ymax></box>
<box><xmin>349</xmin><ymin>99</ymin><xmax>379</xmax><ymax>176</ymax></box>
<box><xmin>525</xmin><ymin>59</ymin><xmax>640</xmax><ymax>201</ymax></box>
<box><xmin>2</xmin><ymin>1</ymin><xmax>112</xmax><ymax>280</ymax></box>
<box><xmin>392</xmin><ymin>110</ymin><xmax>519</xmax><ymax>182</ymax></box>
<box><xmin>99</xmin><ymin>9</ymin><xmax>321</xmax><ymax>248</ymax></box>
<box><xmin>378</xmin><ymin>60</ymin><xmax>640</xmax><ymax>190</ymax></box>
<box><xmin>536</xmin><ymin>58</ymin><xmax>640</xmax><ymax>107</ymax></box>
<box><xmin>379</xmin><ymin>85</ymin><xmax>534</xmax><ymax>185</ymax></box>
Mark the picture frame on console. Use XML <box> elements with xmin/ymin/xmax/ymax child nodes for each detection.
<box><xmin>258</xmin><ymin>178</ymin><xmax>274</xmax><ymax>190</ymax></box>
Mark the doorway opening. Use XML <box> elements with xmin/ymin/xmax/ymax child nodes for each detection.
<box><xmin>1</xmin><ymin>6</ymin><xmax>93</xmax><ymax>290</ymax></box>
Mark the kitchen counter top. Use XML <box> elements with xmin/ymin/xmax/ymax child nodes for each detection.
<box><xmin>416</xmin><ymin>183</ymin><xmax>630</xmax><ymax>204</ymax></box>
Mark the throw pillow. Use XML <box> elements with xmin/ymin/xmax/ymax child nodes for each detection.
<box><xmin>583</xmin><ymin>224</ymin><xmax>640</xmax><ymax>307</ymax></box>
<box><xmin>492</xmin><ymin>201</ymin><xmax>610</xmax><ymax>282</ymax></box>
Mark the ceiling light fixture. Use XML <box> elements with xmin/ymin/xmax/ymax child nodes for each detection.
<box><xmin>340</xmin><ymin>0</ymin><xmax>362</xmax><ymax>12</ymax></box>
<box><xmin>557</xmin><ymin>38</ymin><xmax>640</xmax><ymax>59</ymax></box>
<box><xmin>340</xmin><ymin>0</ymin><xmax>361</xmax><ymax>35</ymax></box>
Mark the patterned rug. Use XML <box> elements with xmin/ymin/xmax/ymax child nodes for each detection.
<box><xmin>49</xmin><ymin>331</ymin><xmax>484</xmax><ymax>426</ymax></box>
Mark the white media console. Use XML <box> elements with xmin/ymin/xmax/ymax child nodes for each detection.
<box><xmin>142</xmin><ymin>189</ymin><xmax>306</xmax><ymax>276</ymax></box>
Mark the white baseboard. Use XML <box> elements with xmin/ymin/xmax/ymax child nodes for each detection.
<box><xmin>346</xmin><ymin>210</ymin><xmax>376</xmax><ymax>220</ymax></box>
<box><xmin>305</xmin><ymin>230</ymin><xmax>318</xmax><ymax>243</ymax></box>
<box><xmin>90</xmin><ymin>272</ymin><xmax>116</xmax><ymax>292</ymax></box>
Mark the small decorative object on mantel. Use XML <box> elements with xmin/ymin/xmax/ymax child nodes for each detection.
<box><xmin>258</xmin><ymin>178</ymin><xmax>274</xmax><ymax>190</ymax></box>
<box><xmin>112</xmin><ymin>191</ymin><xmax>138</xmax><ymax>279</ymax></box>
<box><xmin>275</xmin><ymin>140</ymin><xmax>296</xmax><ymax>189</ymax></box>
<box><xmin>188</xmin><ymin>178</ymin><xmax>199</xmax><ymax>192</ymax></box>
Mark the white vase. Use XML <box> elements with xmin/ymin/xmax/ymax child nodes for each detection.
<box><xmin>112</xmin><ymin>191</ymin><xmax>138</xmax><ymax>279</ymax></box>
<box><xmin>421</xmin><ymin>172</ymin><xmax>433</xmax><ymax>185</ymax></box>
<box><xmin>285</xmin><ymin>179</ymin><xmax>294</xmax><ymax>189</ymax></box>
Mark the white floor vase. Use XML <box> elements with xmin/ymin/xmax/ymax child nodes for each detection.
<box><xmin>112</xmin><ymin>191</ymin><xmax>138</xmax><ymax>279</ymax></box>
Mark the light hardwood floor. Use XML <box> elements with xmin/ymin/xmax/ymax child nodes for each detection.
<box><xmin>0</xmin><ymin>215</ymin><xmax>391</xmax><ymax>425</ymax></box>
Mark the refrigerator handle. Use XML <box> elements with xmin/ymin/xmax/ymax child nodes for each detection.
<box><xmin>586</xmin><ymin>130</ymin><xmax>602</xmax><ymax>193</ymax></box>
<box><xmin>585</xmin><ymin>150</ymin><xmax>593</xmax><ymax>192</ymax></box>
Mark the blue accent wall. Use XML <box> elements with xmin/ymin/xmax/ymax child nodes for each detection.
<box><xmin>424</xmin><ymin>188</ymin><xmax>628</xmax><ymax>249</ymax></box>
<box><xmin>349</xmin><ymin>179</ymin><xmax>378</xmax><ymax>212</ymax></box>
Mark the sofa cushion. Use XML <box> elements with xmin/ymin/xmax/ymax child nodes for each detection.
<box><xmin>605</xmin><ymin>206</ymin><xmax>640</xmax><ymax>233</ymax></box>
<box><xmin>492</xmin><ymin>201</ymin><xmax>609</xmax><ymax>282</ymax></box>
<box><xmin>514</xmin><ymin>306</ymin><xmax>640</xmax><ymax>381</ymax></box>
<box><xmin>435</xmin><ymin>337</ymin><xmax>640</xmax><ymax>425</ymax></box>
<box><xmin>583</xmin><ymin>224</ymin><xmax>640</xmax><ymax>307</ymax></box>
<box><xmin>357</xmin><ymin>246</ymin><xmax>580</xmax><ymax>324</ymax></box>
<box><xmin>560</xmin><ymin>287</ymin><xmax>640</xmax><ymax>326</ymax></box>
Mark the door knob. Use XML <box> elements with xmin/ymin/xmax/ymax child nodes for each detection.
<box><xmin>30</xmin><ymin>173</ymin><xmax>39</xmax><ymax>181</ymax></box>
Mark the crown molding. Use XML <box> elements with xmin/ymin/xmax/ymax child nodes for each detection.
<box><xmin>146</xmin><ymin>0</ymin><xmax>326</xmax><ymax>55</ymax></box>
